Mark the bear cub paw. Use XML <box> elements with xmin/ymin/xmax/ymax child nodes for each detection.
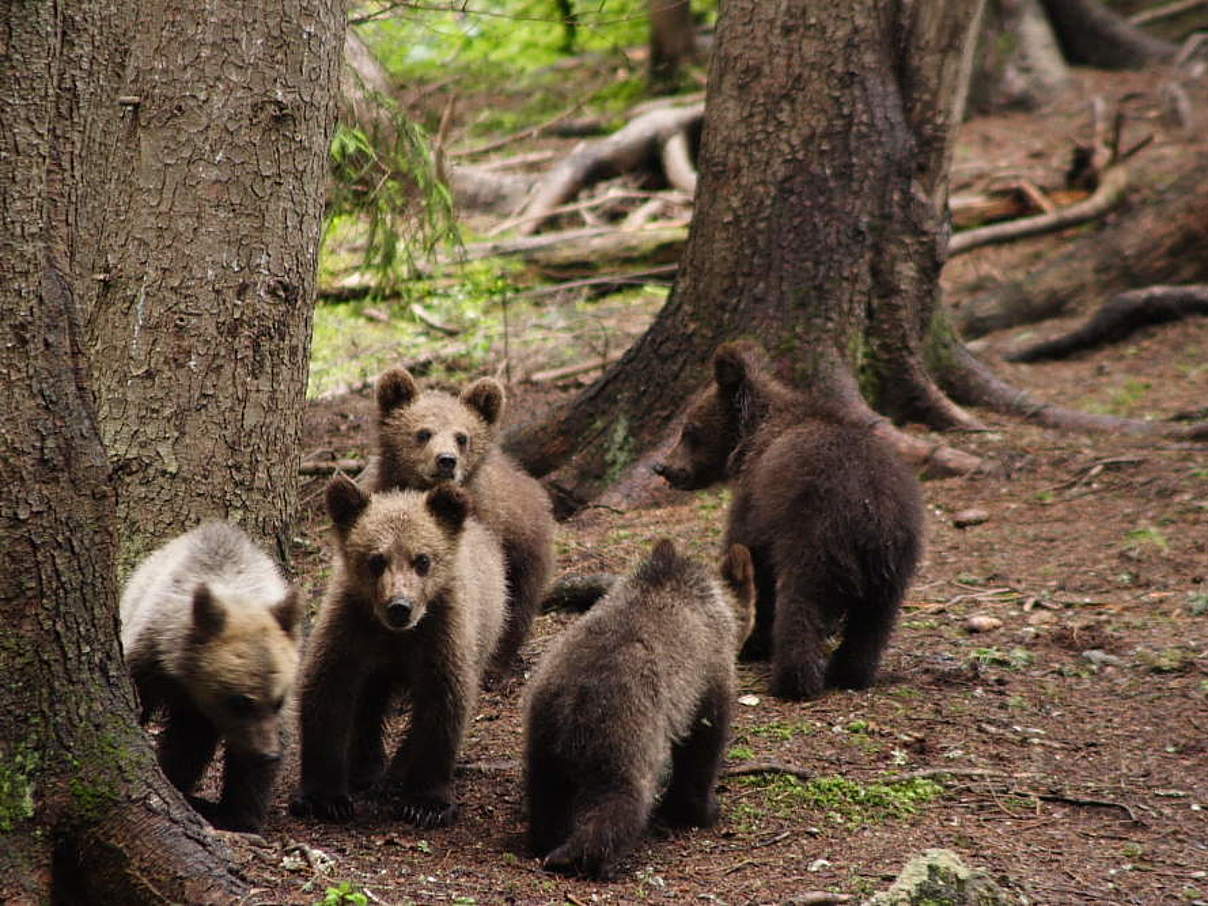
<box><xmin>393</xmin><ymin>793</ymin><xmax>458</xmax><ymax>829</ymax></box>
<box><xmin>288</xmin><ymin>791</ymin><xmax>354</xmax><ymax>822</ymax></box>
<box><xmin>656</xmin><ymin>793</ymin><xmax>720</xmax><ymax>829</ymax></box>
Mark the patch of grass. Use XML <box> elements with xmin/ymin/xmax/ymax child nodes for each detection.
<box><xmin>1137</xmin><ymin>647</ymin><xmax>1196</xmax><ymax>674</ymax></box>
<box><xmin>743</xmin><ymin>719</ymin><xmax>817</xmax><ymax>742</ymax></box>
<box><xmin>1085</xmin><ymin>378</ymin><xmax>1152</xmax><ymax>416</ymax></box>
<box><xmin>1187</xmin><ymin>593</ymin><xmax>1208</xmax><ymax>617</ymax></box>
<box><xmin>735</xmin><ymin>774</ymin><xmax>942</xmax><ymax>826</ymax></box>
<box><xmin>1123</xmin><ymin>525</ymin><xmax>1169</xmax><ymax>554</ymax></box>
<box><xmin>966</xmin><ymin>646</ymin><xmax>1034</xmax><ymax>670</ymax></box>
<box><xmin>727</xmin><ymin>745</ymin><xmax>755</xmax><ymax>761</ymax></box>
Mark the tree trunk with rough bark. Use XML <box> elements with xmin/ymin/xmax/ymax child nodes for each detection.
<box><xmin>507</xmin><ymin>0</ymin><xmax>990</xmax><ymax>506</ymax></box>
<box><xmin>87</xmin><ymin>0</ymin><xmax>343</xmax><ymax>574</ymax></box>
<box><xmin>649</xmin><ymin>0</ymin><xmax>698</xmax><ymax>93</ymax></box>
<box><xmin>969</xmin><ymin>0</ymin><xmax>1071</xmax><ymax>113</ymax></box>
<box><xmin>0</xmin><ymin>2</ymin><xmax>252</xmax><ymax>901</ymax></box>
<box><xmin>1039</xmin><ymin>0</ymin><xmax>1177</xmax><ymax>67</ymax></box>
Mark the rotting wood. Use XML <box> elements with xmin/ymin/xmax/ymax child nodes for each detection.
<box><xmin>528</xmin><ymin>353</ymin><xmax>625</xmax><ymax>385</ymax></box>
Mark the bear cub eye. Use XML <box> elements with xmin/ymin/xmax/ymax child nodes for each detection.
<box><xmin>455</xmin><ymin>432</ymin><xmax>468</xmax><ymax>450</ymax></box>
<box><xmin>367</xmin><ymin>553</ymin><xmax>389</xmax><ymax>577</ymax></box>
<box><xmin>227</xmin><ymin>693</ymin><xmax>257</xmax><ymax>715</ymax></box>
<box><xmin>413</xmin><ymin>554</ymin><xmax>431</xmax><ymax>576</ymax></box>
<box><xmin>416</xmin><ymin>429</ymin><xmax>432</xmax><ymax>444</ymax></box>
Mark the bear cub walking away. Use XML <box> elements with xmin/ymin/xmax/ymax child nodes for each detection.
<box><xmin>655</xmin><ymin>340</ymin><xmax>924</xmax><ymax>701</ymax></box>
<box><xmin>365</xmin><ymin>366</ymin><xmax>554</xmax><ymax>676</ymax></box>
<box><xmin>291</xmin><ymin>477</ymin><xmax>505</xmax><ymax>828</ymax></box>
<box><xmin>119</xmin><ymin>522</ymin><xmax>301</xmax><ymax>833</ymax></box>
<box><xmin>523</xmin><ymin>538</ymin><xmax>756</xmax><ymax>880</ymax></box>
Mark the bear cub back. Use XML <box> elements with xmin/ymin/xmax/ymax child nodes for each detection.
<box><xmin>522</xmin><ymin>539</ymin><xmax>755</xmax><ymax>880</ymax></box>
<box><xmin>656</xmin><ymin>340</ymin><xmax>924</xmax><ymax>701</ymax></box>
<box><xmin>119</xmin><ymin>521</ymin><xmax>300</xmax><ymax>831</ymax></box>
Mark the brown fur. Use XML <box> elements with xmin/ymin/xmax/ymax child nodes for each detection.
<box><xmin>655</xmin><ymin>341</ymin><xmax>924</xmax><ymax>701</ymax></box>
<box><xmin>291</xmin><ymin>478</ymin><xmax>506</xmax><ymax>827</ymax></box>
<box><xmin>522</xmin><ymin>539</ymin><xmax>755</xmax><ymax>880</ymax></box>
<box><xmin>365</xmin><ymin>367</ymin><xmax>555</xmax><ymax>676</ymax></box>
<box><xmin>119</xmin><ymin>522</ymin><xmax>301</xmax><ymax>832</ymax></box>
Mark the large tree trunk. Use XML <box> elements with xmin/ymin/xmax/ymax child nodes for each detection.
<box><xmin>1039</xmin><ymin>0</ymin><xmax>1177</xmax><ymax>67</ymax></box>
<box><xmin>87</xmin><ymin>0</ymin><xmax>343</xmax><ymax>573</ymax></box>
<box><xmin>968</xmin><ymin>0</ymin><xmax>1071</xmax><ymax>113</ymax></box>
<box><xmin>953</xmin><ymin>152</ymin><xmax>1208</xmax><ymax>338</ymax></box>
<box><xmin>648</xmin><ymin>0</ymin><xmax>698</xmax><ymax>93</ymax></box>
<box><xmin>0</xmin><ymin>2</ymin><xmax>250</xmax><ymax>902</ymax></box>
<box><xmin>507</xmin><ymin>0</ymin><xmax>989</xmax><ymax>504</ymax></box>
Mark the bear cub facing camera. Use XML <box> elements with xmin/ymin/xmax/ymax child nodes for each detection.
<box><xmin>291</xmin><ymin>477</ymin><xmax>505</xmax><ymax>828</ymax></box>
<box><xmin>523</xmin><ymin>538</ymin><xmax>756</xmax><ymax>880</ymax></box>
<box><xmin>655</xmin><ymin>341</ymin><xmax>924</xmax><ymax>701</ymax></box>
<box><xmin>119</xmin><ymin>522</ymin><xmax>301</xmax><ymax>833</ymax></box>
<box><xmin>366</xmin><ymin>367</ymin><xmax>554</xmax><ymax>676</ymax></box>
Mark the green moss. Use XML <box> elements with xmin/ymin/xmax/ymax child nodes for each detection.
<box><xmin>602</xmin><ymin>415</ymin><xmax>636</xmax><ymax>483</ymax></box>
<box><xmin>0</xmin><ymin>744</ymin><xmax>38</xmax><ymax>832</ymax></box>
<box><xmin>736</xmin><ymin>773</ymin><xmax>942</xmax><ymax>826</ymax></box>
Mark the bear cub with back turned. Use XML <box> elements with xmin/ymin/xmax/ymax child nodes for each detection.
<box><xmin>120</xmin><ymin>522</ymin><xmax>301</xmax><ymax>832</ymax></box>
<box><xmin>523</xmin><ymin>538</ymin><xmax>756</xmax><ymax>880</ymax></box>
<box><xmin>655</xmin><ymin>341</ymin><xmax>924</xmax><ymax>701</ymax></box>
<box><xmin>366</xmin><ymin>366</ymin><xmax>554</xmax><ymax>675</ymax></box>
<box><xmin>291</xmin><ymin>477</ymin><xmax>506</xmax><ymax>828</ymax></box>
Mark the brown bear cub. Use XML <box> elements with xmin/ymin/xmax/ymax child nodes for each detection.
<box><xmin>654</xmin><ymin>341</ymin><xmax>924</xmax><ymax>701</ymax></box>
<box><xmin>291</xmin><ymin>477</ymin><xmax>505</xmax><ymax>828</ymax></box>
<box><xmin>523</xmin><ymin>538</ymin><xmax>756</xmax><ymax>880</ymax></box>
<box><xmin>120</xmin><ymin>522</ymin><xmax>301</xmax><ymax>833</ymax></box>
<box><xmin>365</xmin><ymin>366</ymin><xmax>554</xmax><ymax>676</ymax></box>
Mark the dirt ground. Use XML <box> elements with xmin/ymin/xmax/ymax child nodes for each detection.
<box><xmin>220</xmin><ymin>70</ymin><xmax>1206</xmax><ymax>905</ymax></box>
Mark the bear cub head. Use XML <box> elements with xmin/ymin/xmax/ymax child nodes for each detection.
<box><xmin>327</xmin><ymin>473</ymin><xmax>473</xmax><ymax>632</ymax></box>
<box><xmin>654</xmin><ymin>341</ymin><xmax>775</xmax><ymax>491</ymax></box>
<box><xmin>183</xmin><ymin>583</ymin><xmax>300</xmax><ymax>759</ymax></box>
<box><xmin>376</xmin><ymin>366</ymin><xmax>504</xmax><ymax>488</ymax></box>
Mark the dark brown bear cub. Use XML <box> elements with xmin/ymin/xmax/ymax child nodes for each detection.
<box><xmin>291</xmin><ymin>477</ymin><xmax>505</xmax><ymax>828</ymax></box>
<box><xmin>655</xmin><ymin>341</ymin><xmax>924</xmax><ymax>701</ymax></box>
<box><xmin>367</xmin><ymin>366</ymin><xmax>554</xmax><ymax>675</ymax></box>
<box><xmin>523</xmin><ymin>539</ymin><xmax>756</xmax><ymax>880</ymax></box>
<box><xmin>120</xmin><ymin>522</ymin><xmax>301</xmax><ymax>833</ymax></box>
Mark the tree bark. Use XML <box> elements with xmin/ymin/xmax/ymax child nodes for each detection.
<box><xmin>968</xmin><ymin>0</ymin><xmax>1071</xmax><ymax>113</ymax></box>
<box><xmin>649</xmin><ymin>0</ymin><xmax>698</xmax><ymax>92</ymax></box>
<box><xmin>952</xmin><ymin>152</ymin><xmax>1208</xmax><ymax>338</ymax></box>
<box><xmin>87</xmin><ymin>0</ymin><xmax>343</xmax><ymax>573</ymax></box>
<box><xmin>506</xmin><ymin>0</ymin><xmax>990</xmax><ymax>503</ymax></box>
<box><xmin>1039</xmin><ymin>0</ymin><xmax>1177</xmax><ymax>67</ymax></box>
<box><xmin>0</xmin><ymin>1</ymin><xmax>250</xmax><ymax>901</ymax></box>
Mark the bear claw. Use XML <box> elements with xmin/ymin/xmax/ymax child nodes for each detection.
<box><xmin>289</xmin><ymin>792</ymin><xmax>354</xmax><ymax>822</ymax></box>
<box><xmin>395</xmin><ymin>795</ymin><xmax>457</xmax><ymax>828</ymax></box>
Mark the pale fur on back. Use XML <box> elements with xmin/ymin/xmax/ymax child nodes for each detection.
<box><xmin>523</xmin><ymin>553</ymin><xmax>741</xmax><ymax>782</ymax></box>
<box><xmin>120</xmin><ymin>521</ymin><xmax>292</xmax><ymax>676</ymax></box>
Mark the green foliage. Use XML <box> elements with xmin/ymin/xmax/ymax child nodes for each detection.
<box><xmin>316</xmin><ymin>882</ymin><xmax>369</xmax><ymax>906</ymax></box>
<box><xmin>1124</xmin><ymin>524</ymin><xmax>1169</xmax><ymax>553</ymax></box>
<box><xmin>727</xmin><ymin>744</ymin><xmax>755</xmax><ymax>761</ymax></box>
<box><xmin>326</xmin><ymin>107</ymin><xmax>459</xmax><ymax>289</ymax></box>
<box><xmin>744</xmin><ymin>719</ymin><xmax>816</xmax><ymax>742</ymax></box>
<box><xmin>737</xmin><ymin>773</ymin><xmax>943</xmax><ymax>826</ymax></box>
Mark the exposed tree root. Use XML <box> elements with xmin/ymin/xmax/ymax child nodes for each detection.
<box><xmin>1040</xmin><ymin>0</ymin><xmax>1177</xmax><ymax>68</ymax></box>
<box><xmin>515</xmin><ymin>103</ymin><xmax>702</xmax><ymax>235</ymax></box>
<box><xmin>541</xmin><ymin>572</ymin><xmax>617</xmax><ymax>612</ymax></box>
<box><xmin>948</xmin><ymin>165</ymin><xmax>1128</xmax><ymax>257</ymax></box>
<box><xmin>1008</xmin><ymin>284</ymin><xmax>1208</xmax><ymax>361</ymax></box>
<box><xmin>940</xmin><ymin>340</ymin><xmax>1208</xmax><ymax>439</ymax></box>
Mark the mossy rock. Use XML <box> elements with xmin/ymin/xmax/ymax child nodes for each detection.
<box><xmin>867</xmin><ymin>849</ymin><xmax>1014</xmax><ymax>906</ymax></box>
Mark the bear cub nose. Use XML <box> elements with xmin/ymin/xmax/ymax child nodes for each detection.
<box><xmin>435</xmin><ymin>454</ymin><xmax>458</xmax><ymax>477</ymax></box>
<box><xmin>385</xmin><ymin>598</ymin><xmax>414</xmax><ymax>629</ymax></box>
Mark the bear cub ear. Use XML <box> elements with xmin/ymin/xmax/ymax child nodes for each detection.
<box><xmin>712</xmin><ymin>342</ymin><xmax>753</xmax><ymax>396</ymax></box>
<box><xmin>377</xmin><ymin>367</ymin><xmax>419</xmax><ymax>415</ymax></box>
<box><xmin>426</xmin><ymin>485</ymin><xmax>471</xmax><ymax>535</ymax></box>
<box><xmin>272</xmin><ymin>586</ymin><xmax>302</xmax><ymax>637</ymax></box>
<box><xmin>191</xmin><ymin>584</ymin><xmax>226</xmax><ymax>641</ymax></box>
<box><xmin>326</xmin><ymin>474</ymin><xmax>370</xmax><ymax>537</ymax></box>
<box><xmin>460</xmin><ymin>378</ymin><xmax>505</xmax><ymax>426</ymax></box>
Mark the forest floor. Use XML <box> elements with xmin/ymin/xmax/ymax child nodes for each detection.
<box><xmin>226</xmin><ymin>68</ymin><xmax>1205</xmax><ymax>905</ymax></box>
